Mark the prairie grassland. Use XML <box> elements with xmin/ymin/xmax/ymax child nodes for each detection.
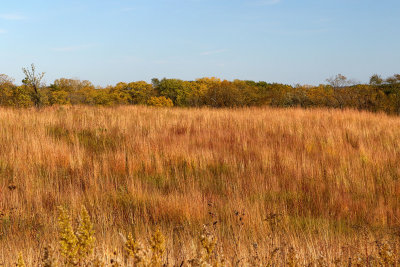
<box><xmin>1</xmin><ymin>105</ymin><xmax>400</xmax><ymax>265</ymax></box>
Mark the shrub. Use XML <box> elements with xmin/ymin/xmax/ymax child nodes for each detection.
<box><xmin>147</xmin><ymin>96</ymin><xmax>174</xmax><ymax>107</ymax></box>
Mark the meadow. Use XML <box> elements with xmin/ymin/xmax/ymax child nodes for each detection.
<box><xmin>1</xmin><ymin>105</ymin><xmax>400</xmax><ymax>266</ymax></box>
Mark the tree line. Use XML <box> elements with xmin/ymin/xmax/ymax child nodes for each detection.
<box><xmin>1</xmin><ymin>64</ymin><xmax>400</xmax><ymax>113</ymax></box>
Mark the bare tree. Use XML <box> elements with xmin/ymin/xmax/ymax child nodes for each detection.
<box><xmin>326</xmin><ymin>74</ymin><xmax>343</xmax><ymax>88</ymax></box>
<box><xmin>22</xmin><ymin>64</ymin><xmax>45</xmax><ymax>107</ymax></box>
<box><xmin>0</xmin><ymin>74</ymin><xmax>14</xmax><ymax>86</ymax></box>
<box><xmin>326</xmin><ymin>74</ymin><xmax>354</xmax><ymax>89</ymax></box>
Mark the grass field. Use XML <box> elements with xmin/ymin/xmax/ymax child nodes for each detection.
<box><xmin>1</xmin><ymin>105</ymin><xmax>400</xmax><ymax>266</ymax></box>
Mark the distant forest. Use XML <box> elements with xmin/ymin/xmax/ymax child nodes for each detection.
<box><xmin>1</xmin><ymin>65</ymin><xmax>400</xmax><ymax>113</ymax></box>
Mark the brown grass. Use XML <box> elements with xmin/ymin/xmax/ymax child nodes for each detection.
<box><xmin>1</xmin><ymin>105</ymin><xmax>400</xmax><ymax>265</ymax></box>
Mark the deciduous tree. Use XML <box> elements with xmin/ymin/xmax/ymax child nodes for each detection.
<box><xmin>22</xmin><ymin>64</ymin><xmax>45</xmax><ymax>108</ymax></box>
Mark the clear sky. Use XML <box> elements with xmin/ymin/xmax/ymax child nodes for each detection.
<box><xmin>1</xmin><ymin>0</ymin><xmax>399</xmax><ymax>86</ymax></box>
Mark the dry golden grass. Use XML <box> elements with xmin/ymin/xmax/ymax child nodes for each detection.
<box><xmin>1</xmin><ymin>105</ymin><xmax>400</xmax><ymax>265</ymax></box>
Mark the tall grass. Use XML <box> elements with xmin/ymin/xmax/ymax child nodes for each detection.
<box><xmin>1</xmin><ymin>105</ymin><xmax>400</xmax><ymax>265</ymax></box>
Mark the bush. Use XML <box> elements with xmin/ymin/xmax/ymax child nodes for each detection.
<box><xmin>147</xmin><ymin>96</ymin><xmax>174</xmax><ymax>107</ymax></box>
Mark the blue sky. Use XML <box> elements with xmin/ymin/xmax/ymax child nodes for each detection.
<box><xmin>0</xmin><ymin>0</ymin><xmax>399</xmax><ymax>86</ymax></box>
